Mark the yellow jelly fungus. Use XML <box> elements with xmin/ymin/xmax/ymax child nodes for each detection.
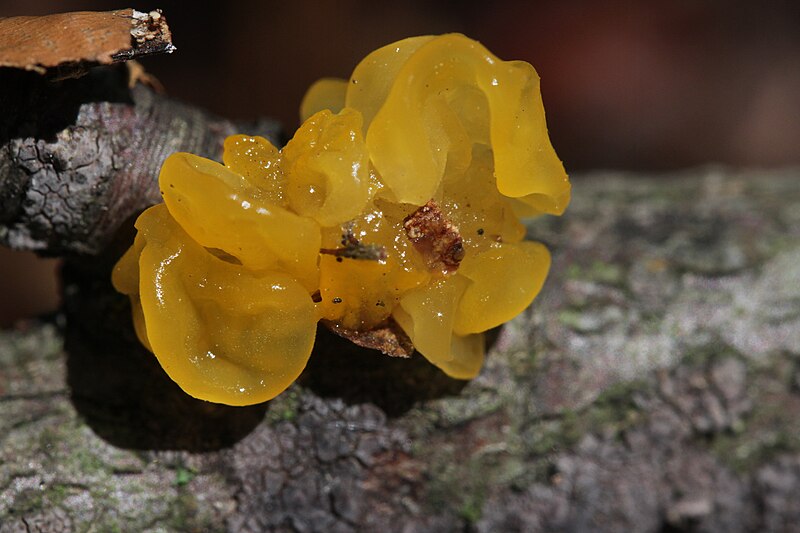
<box><xmin>112</xmin><ymin>33</ymin><xmax>570</xmax><ymax>405</ymax></box>
<box><xmin>111</xmin><ymin>232</ymin><xmax>151</xmax><ymax>352</ymax></box>
<box><xmin>453</xmin><ymin>241</ymin><xmax>551</xmax><ymax>335</ymax></box>
<box><xmin>300</xmin><ymin>78</ymin><xmax>348</xmax><ymax>122</ymax></box>
<box><xmin>282</xmin><ymin>108</ymin><xmax>371</xmax><ymax>227</ymax></box>
<box><xmin>159</xmin><ymin>152</ymin><xmax>322</xmax><ymax>291</ymax></box>
<box><xmin>392</xmin><ymin>275</ymin><xmax>479</xmax><ymax>378</ymax></box>
<box><xmin>222</xmin><ymin>134</ymin><xmax>285</xmax><ymax>204</ymax></box>
<box><xmin>304</xmin><ymin>34</ymin><xmax>570</xmax><ymax>213</ymax></box>
<box><xmin>115</xmin><ymin>204</ymin><xmax>318</xmax><ymax>406</ymax></box>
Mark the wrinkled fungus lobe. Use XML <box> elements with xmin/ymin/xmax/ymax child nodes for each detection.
<box><xmin>113</xmin><ymin>33</ymin><xmax>570</xmax><ymax>405</ymax></box>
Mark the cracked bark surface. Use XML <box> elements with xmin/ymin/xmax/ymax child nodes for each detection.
<box><xmin>0</xmin><ymin>67</ymin><xmax>281</xmax><ymax>255</ymax></box>
<box><xmin>2</xmin><ymin>168</ymin><xmax>800</xmax><ymax>531</ymax></box>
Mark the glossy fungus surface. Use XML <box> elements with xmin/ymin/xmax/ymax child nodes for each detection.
<box><xmin>113</xmin><ymin>33</ymin><xmax>570</xmax><ymax>405</ymax></box>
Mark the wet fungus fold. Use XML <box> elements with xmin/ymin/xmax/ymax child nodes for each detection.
<box><xmin>112</xmin><ymin>33</ymin><xmax>570</xmax><ymax>405</ymax></box>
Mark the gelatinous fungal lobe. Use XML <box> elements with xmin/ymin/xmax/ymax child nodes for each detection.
<box><xmin>113</xmin><ymin>33</ymin><xmax>570</xmax><ymax>405</ymax></box>
<box><xmin>303</xmin><ymin>33</ymin><xmax>571</xmax><ymax>213</ymax></box>
<box><xmin>113</xmin><ymin>203</ymin><xmax>318</xmax><ymax>406</ymax></box>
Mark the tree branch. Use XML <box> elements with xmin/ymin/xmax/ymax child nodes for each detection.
<box><xmin>0</xmin><ymin>9</ymin><xmax>281</xmax><ymax>256</ymax></box>
<box><xmin>3</xmin><ymin>168</ymin><xmax>800</xmax><ymax>531</ymax></box>
<box><xmin>0</xmin><ymin>67</ymin><xmax>281</xmax><ymax>255</ymax></box>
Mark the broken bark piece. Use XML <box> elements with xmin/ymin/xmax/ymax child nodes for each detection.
<box><xmin>322</xmin><ymin>318</ymin><xmax>414</xmax><ymax>358</ymax></box>
<box><xmin>0</xmin><ymin>9</ymin><xmax>174</xmax><ymax>74</ymax></box>
<box><xmin>403</xmin><ymin>199</ymin><xmax>465</xmax><ymax>274</ymax></box>
<box><xmin>112</xmin><ymin>9</ymin><xmax>175</xmax><ymax>62</ymax></box>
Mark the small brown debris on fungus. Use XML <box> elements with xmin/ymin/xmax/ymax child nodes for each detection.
<box><xmin>322</xmin><ymin>319</ymin><xmax>415</xmax><ymax>358</ymax></box>
<box><xmin>0</xmin><ymin>9</ymin><xmax>174</xmax><ymax>74</ymax></box>
<box><xmin>403</xmin><ymin>199</ymin><xmax>464</xmax><ymax>274</ymax></box>
<box><xmin>320</xmin><ymin>226</ymin><xmax>388</xmax><ymax>262</ymax></box>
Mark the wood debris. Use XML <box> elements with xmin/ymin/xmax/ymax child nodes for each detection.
<box><xmin>322</xmin><ymin>319</ymin><xmax>414</xmax><ymax>358</ymax></box>
<box><xmin>403</xmin><ymin>199</ymin><xmax>464</xmax><ymax>274</ymax></box>
<box><xmin>0</xmin><ymin>9</ymin><xmax>174</xmax><ymax>74</ymax></box>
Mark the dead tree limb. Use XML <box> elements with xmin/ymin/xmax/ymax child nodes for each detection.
<box><xmin>0</xmin><ymin>9</ymin><xmax>281</xmax><ymax>256</ymax></box>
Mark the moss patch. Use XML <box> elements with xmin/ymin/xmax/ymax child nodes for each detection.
<box><xmin>264</xmin><ymin>386</ymin><xmax>301</xmax><ymax>424</ymax></box>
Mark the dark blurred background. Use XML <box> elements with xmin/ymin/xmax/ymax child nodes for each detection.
<box><xmin>1</xmin><ymin>0</ymin><xmax>799</xmax><ymax>325</ymax></box>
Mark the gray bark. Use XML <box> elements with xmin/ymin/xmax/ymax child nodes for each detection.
<box><xmin>0</xmin><ymin>67</ymin><xmax>281</xmax><ymax>255</ymax></box>
<box><xmin>2</xmin><ymin>167</ymin><xmax>800</xmax><ymax>532</ymax></box>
